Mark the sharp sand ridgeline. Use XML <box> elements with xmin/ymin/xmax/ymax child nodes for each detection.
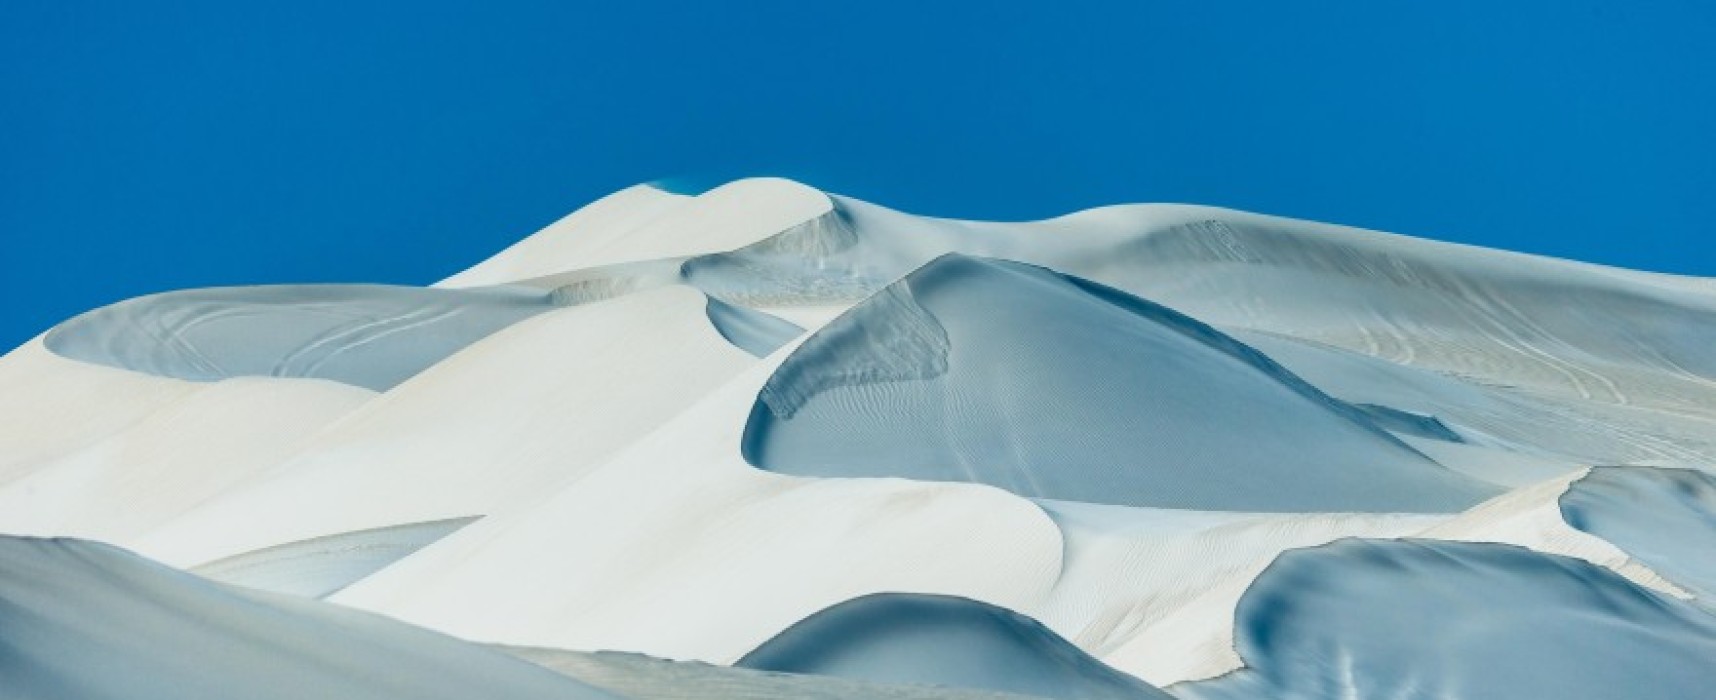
<box><xmin>5</xmin><ymin>177</ymin><xmax>1716</xmax><ymax>699</ymax></box>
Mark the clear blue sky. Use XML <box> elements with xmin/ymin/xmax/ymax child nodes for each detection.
<box><xmin>4</xmin><ymin>2</ymin><xmax>1713</xmax><ymax>349</ymax></box>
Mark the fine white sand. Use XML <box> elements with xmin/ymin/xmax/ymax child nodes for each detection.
<box><xmin>5</xmin><ymin>178</ymin><xmax>1716</xmax><ymax>698</ymax></box>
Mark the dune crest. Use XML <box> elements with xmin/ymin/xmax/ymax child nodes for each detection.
<box><xmin>4</xmin><ymin>178</ymin><xmax>1716</xmax><ymax>698</ymax></box>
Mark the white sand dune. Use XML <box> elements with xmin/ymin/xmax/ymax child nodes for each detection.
<box><xmin>1033</xmin><ymin>501</ymin><xmax>1443</xmax><ymax>684</ymax></box>
<box><xmin>189</xmin><ymin>516</ymin><xmax>483</xmax><ymax>599</ymax></box>
<box><xmin>0</xmin><ymin>339</ymin><xmax>373</xmax><ymax>542</ymax></box>
<box><xmin>1559</xmin><ymin>466</ymin><xmax>1716</xmax><ymax>604</ymax></box>
<box><xmin>0</xmin><ymin>373</ymin><xmax>370</xmax><ymax>541</ymax></box>
<box><xmin>0</xmin><ymin>340</ymin><xmax>210</xmax><ymax>484</ymax></box>
<box><xmin>2</xmin><ymin>533</ymin><xmax>1075</xmax><ymax>700</ymax></box>
<box><xmin>1174</xmin><ymin>539</ymin><xmax>1716</xmax><ymax>700</ymax></box>
<box><xmin>4</xmin><ymin>178</ymin><xmax>1716</xmax><ymax>699</ymax></box>
<box><xmin>736</xmin><ymin>593</ymin><xmax>1173</xmax><ymax>699</ymax></box>
<box><xmin>131</xmin><ymin>285</ymin><xmax>760</xmax><ymax>571</ymax></box>
<box><xmin>437</xmin><ymin>178</ymin><xmax>831</xmax><ymax>288</ymax></box>
<box><xmin>324</xmin><ymin>345</ymin><xmax>1066</xmax><ymax>663</ymax></box>
<box><xmin>0</xmin><ymin>535</ymin><xmax>621</xmax><ymax>700</ymax></box>
<box><xmin>743</xmin><ymin>253</ymin><xmax>1496</xmax><ymax>512</ymax></box>
<box><xmin>44</xmin><ymin>284</ymin><xmax>559</xmax><ymax>391</ymax></box>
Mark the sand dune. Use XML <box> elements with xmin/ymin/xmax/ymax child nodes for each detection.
<box><xmin>744</xmin><ymin>254</ymin><xmax>1496</xmax><ymax>512</ymax></box>
<box><xmin>438</xmin><ymin>179</ymin><xmax>832</xmax><ymax>288</ymax></box>
<box><xmin>704</xmin><ymin>297</ymin><xmax>805</xmax><ymax>358</ymax></box>
<box><xmin>189</xmin><ymin>516</ymin><xmax>482</xmax><ymax>598</ymax></box>
<box><xmin>0</xmin><ymin>536</ymin><xmax>619</xmax><ymax>700</ymax></box>
<box><xmin>131</xmin><ymin>285</ymin><xmax>758</xmax><ymax>571</ymax></box>
<box><xmin>1560</xmin><ymin>466</ymin><xmax>1716</xmax><ymax>603</ymax></box>
<box><xmin>1176</xmin><ymin>539</ymin><xmax>1716</xmax><ymax>700</ymax></box>
<box><xmin>324</xmin><ymin>349</ymin><xmax>1066</xmax><ymax>663</ymax></box>
<box><xmin>0</xmin><ymin>374</ymin><xmax>370</xmax><ymax>541</ymax></box>
<box><xmin>2</xmin><ymin>533</ymin><xmax>1083</xmax><ymax>700</ymax></box>
<box><xmin>5</xmin><ymin>178</ymin><xmax>1716</xmax><ymax>698</ymax></box>
<box><xmin>737</xmin><ymin>593</ymin><xmax>1172</xmax><ymax>699</ymax></box>
<box><xmin>45</xmin><ymin>284</ymin><xmax>559</xmax><ymax>391</ymax></box>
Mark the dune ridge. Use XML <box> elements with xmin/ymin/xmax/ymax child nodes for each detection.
<box><xmin>4</xmin><ymin>177</ymin><xmax>1716</xmax><ymax>698</ymax></box>
<box><xmin>743</xmin><ymin>254</ymin><xmax>1495</xmax><ymax>513</ymax></box>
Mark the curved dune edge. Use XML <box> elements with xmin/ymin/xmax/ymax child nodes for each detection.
<box><xmin>43</xmin><ymin>284</ymin><xmax>560</xmax><ymax>391</ymax></box>
<box><xmin>131</xmin><ymin>285</ymin><xmax>762</xmax><ymax>569</ymax></box>
<box><xmin>736</xmin><ymin>592</ymin><xmax>1172</xmax><ymax>699</ymax></box>
<box><xmin>742</xmin><ymin>253</ymin><xmax>1496</xmax><ymax>513</ymax></box>
<box><xmin>436</xmin><ymin>178</ymin><xmax>833</xmax><ymax>288</ymax></box>
<box><xmin>1560</xmin><ymin>466</ymin><xmax>1716</xmax><ymax>603</ymax></box>
<box><xmin>1174</xmin><ymin>539</ymin><xmax>1716</xmax><ymax>700</ymax></box>
<box><xmin>190</xmin><ymin>515</ymin><xmax>482</xmax><ymax>599</ymax></box>
<box><xmin>325</xmin><ymin>341</ymin><xmax>1069</xmax><ymax>665</ymax></box>
<box><xmin>4</xmin><ymin>178</ymin><xmax>1716</xmax><ymax>697</ymax></box>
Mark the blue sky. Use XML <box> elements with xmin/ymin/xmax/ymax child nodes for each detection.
<box><xmin>3</xmin><ymin>2</ymin><xmax>1713</xmax><ymax>348</ymax></box>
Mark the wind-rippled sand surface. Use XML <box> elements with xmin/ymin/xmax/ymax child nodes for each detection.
<box><xmin>5</xmin><ymin>178</ymin><xmax>1716</xmax><ymax>699</ymax></box>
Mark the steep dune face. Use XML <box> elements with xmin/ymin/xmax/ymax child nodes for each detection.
<box><xmin>1560</xmin><ymin>466</ymin><xmax>1716</xmax><ymax>603</ymax></box>
<box><xmin>6</xmin><ymin>178</ymin><xmax>1716</xmax><ymax>699</ymax></box>
<box><xmin>744</xmin><ymin>254</ymin><xmax>1496</xmax><ymax>512</ymax></box>
<box><xmin>737</xmin><ymin>593</ymin><xmax>1172</xmax><ymax>700</ymax></box>
<box><xmin>1177</xmin><ymin>539</ymin><xmax>1716</xmax><ymax>700</ymax></box>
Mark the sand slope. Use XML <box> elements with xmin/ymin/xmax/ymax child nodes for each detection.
<box><xmin>5</xmin><ymin>178</ymin><xmax>1716</xmax><ymax>698</ymax></box>
<box><xmin>744</xmin><ymin>254</ymin><xmax>1495</xmax><ymax>512</ymax></box>
<box><xmin>0</xmin><ymin>536</ymin><xmax>620</xmax><ymax>700</ymax></box>
<box><xmin>737</xmin><ymin>593</ymin><xmax>1172</xmax><ymax>699</ymax></box>
<box><xmin>1177</xmin><ymin>539</ymin><xmax>1716</xmax><ymax>700</ymax></box>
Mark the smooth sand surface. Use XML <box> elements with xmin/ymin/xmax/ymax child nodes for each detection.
<box><xmin>6</xmin><ymin>178</ymin><xmax>1716</xmax><ymax>698</ymax></box>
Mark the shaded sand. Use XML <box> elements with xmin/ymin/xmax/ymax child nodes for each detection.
<box><xmin>736</xmin><ymin>593</ymin><xmax>1171</xmax><ymax>700</ymax></box>
<box><xmin>45</xmin><ymin>284</ymin><xmax>556</xmax><ymax>391</ymax></box>
<box><xmin>687</xmin><ymin>192</ymin><xmax>1716</xmax><ymax>465</ymax></box>
<box><xmin>705</xmin><ymin>297</ymin><xmax>804</xmax><ymax>358</ymax></box>
<box><xmin>0</xmin><ymin>536</ymin><xmax>618</xmax><ymax>700</ymax></box>
<box><xmin>743</xmin><ymin>254</ymin><xmax>1496</xmax><ymax>512</ymax></box>
<box><xmin>1027</xmin><ymin>500</ymin><xmax>1442</xmax><ymax>684</ymax></box>
<box><xmin>1177</xmin><ymin>539</ymin><xmax>1716</xmax><ymax>700</ymax></box>
<box><xmin>3</xmin><ymin>532</ymin><xmax>1067</xmax><ymax>700</ymax></box>
<box><xmin>1561</xmin><ymin>466</ymin><xmax>1716</xmax><ymax>602</ymax></box>
<box><xmin>8</xmin><ymin>178</ymin><xmax>1716</xmax><ymax>698</ymax></box>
